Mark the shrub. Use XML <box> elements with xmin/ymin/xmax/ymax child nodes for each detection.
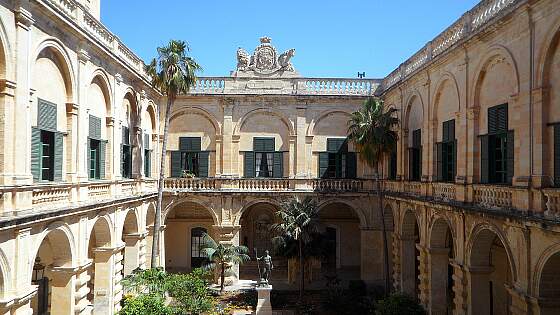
<box><xmin>119</xmin><ymin>294</ymin><xmax>174</xmax><ymax>315</ymax></box>
<box><xmin>167</xmin><ymin>268</ymin><xmax>215</xmax><ymax>314</ymax></box>
<box><xmin>374</xmin><ymin>294</ymin><xmax>426</xmax><ymax>315</ymax></box>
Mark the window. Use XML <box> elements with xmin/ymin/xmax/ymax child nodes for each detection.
<box><xmin>318</xmin><ymin>138</ymin><xmax>357</xmax><ymax>179</ymax></box>
<box><xmin>409</xmin><ymin>129</ymin><xmax>422</xmax><ymax>181</ymax></box>
<box><xmin>243</xmin><ymin>137</ymin><xmax>283</xmax><ymax>178</ymax></box>
<box><xmin>32</xmin><ymin>99</ymin><xmax>63</xmax><ymax>182</ymax></box>
<box><xmin>88</xmin><ymin>115</ymin><xmax>105</xmax><ymax>180</ymax></box>
<box><xmin>191</xmin><ymin>227</ymin><xmax>207</xmax><ymax>268</ymax></box>
<box><xmin>480</xmin><ymin>104</ymin><xmax>514</xmax><ymax>184</ymax></box>
<box><xmin>144</xmin><ymin>134</ymin><xmax>151</xmax><ymax>177</ymax></box>
<box><xmin>553</xmin><ymin>124</ymin><xmax>560</xmax><ymax>187</ymax></box>
<box><xmin>121</xmin><ymin>126</ymin><xmax>132</xmax><ymax>178</ymax></box>
<box><xmin>389</xmin><ymin>148</ymin><xmax>397</xmax><ymax>180</ymax></box>
<box><xmin>170</xmin><ymin>137</ymin><xmax>209</xmax><ymax>177</ymax></box>
<box><xmin>436</xmin><ymin>120</ymin><xmax>456</xmax><ymax>182</ymax></box>
<box><xmin>89</xmin><ymin>139</ymin><xmax>100</xmax><ymax>179</ymax></box>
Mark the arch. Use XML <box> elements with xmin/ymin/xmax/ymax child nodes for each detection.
<box><xmin>316</xmin><ymin>199</ymin><xmax>367</xmax><ymax>228</ymax></box>
<box><xmin>306</xmin><ymin>109</ymin><xmax>353</xmax><ymax>137</ymax></box>
<box><xmin>164</xmin><ymin>198</ymin><xmax>219</xmax><ymax>226</ymax></box>
<box><xmin>89</xmin><ymin>215</ymin><xmax>114</xmax><ymax>248</ymax></box>
<box><xmin>471</xmin><ymin>44</ymin><xmax>520</xmax><ymax>109</ymax></box>
<box><xmin>533</xmin><ymin>243</ymin><xmax>560</xmax><ymax>297</ymax></box>
<box><xmin>32</xmin><ymin>38</ymin><xmax>76</xmax><ymax>103</ymax></box>
<box><xmin>234</xmin><ymin>198</ymin><xmax>282</xmax><ymax>226</ymax></box>
<box><xmin>89</xmin><ymin>68</ymin><xmax>113</xmax><ymax>116</ymax></box>
<box><xmin>0</xmin><ymin>17</ymin><xmax>11</xmax><ymax>80</ymax></box>
<box><xmin>123</xmin><ymin>89</ymin><xmax>139</xmax><ymax>123</ymax></box>
<box><xmin>404</xmin><ymin>90</ymin><xmax>425</xmax><ymax>130</ymax></box>
<box><xmin>466</xmin><ymin>223</ymin><xmax>516</xmax><ymax>282</ymax></box>
<box><xmin>170</xmin><ymin>107</ymin><xmax>221</xmax><ymax>135</ymax></box>
<box><xmin>383</xmin><ymin>203</ymin><xmax>395</xmax><ymax>232</ymax></box>
<box><xmin>146</xmin><ymin>202</ymin><xmax>156</xmax><ymax>227</ymax></box>
<box><xmin>431</xmin><ymin>71</ymin><xmax>461</xmax><ymax>119</ymax></box>
<box><xmin>145</xmin><ymin>102</ymin><xmax>158</xmax><ymax>133</ymax></box>
<box><xmin>401</xmin><ymin>208</ymin><xmax>421</xmax><ymax>239</ymax></box>
<box><xmin>121</xmin><ymin>208</ymin><xmax>140</xmax><ymax>237</ymax></box>
<box><xmin>30</xmin><ymin>221</ymin><xmax>77</xmax><ymax>279</ymax></box>
<box><xmin>234</xmin><ymin>108</ymin><xmax>295</xmax><ymax>136</ymax></box>
<box><xmin>429</xmin><ymin>216</ymin><xmax>456</xmax><ymax>256</ymax></box>
<box><xmin>0</xmin><ymin>248</ymin><xmax>10</xmax><ymax>300</ymax></box>
<box><xmin>537</xmin><ymin>15</ymin><xmax>560</xmax><ymax>88</ymax></box>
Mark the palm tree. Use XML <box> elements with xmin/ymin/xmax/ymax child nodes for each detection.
<box><xmin>199</xmin><ymin>233</ymin><xmax>250</xmax><ymax>292</ymax></box>
<box><xmin>272</xmin><ymin>196</ymin><xmax>321</xmax><ymax>300</ymax></box>
<box><xmin>146</xmin><ymin>40</ymin><xmax>201</xmax><ymax>268</ymax></box>
<box><xmin>348</xmin><ymin>97</ymin><xmax>398</xmax><ymax>295</ymax></box>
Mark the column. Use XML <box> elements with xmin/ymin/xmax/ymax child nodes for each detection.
<box><xmin>106</xmin><ymin>117</ymin><xmax>115</xmax><ymax>180</ymax></box>
<box><xmin>11</xmin><ymin>228</ymin><xmax>34</xmax><ymax>315</ymax></box>
<box><xmin>77</xmin><ymin>50</ymin><xmax>89</xmax><ymax>183</ymax></box>
<box><xmin>123</xmin><ymin>232</ymin><xmax>146</xmax><ymax>276</ymax></box>
<box><xmin>289</xmin><ymin>135</ymin><xmax>296</xmax><ymax>177</ymax></box>
<box><xmin>295</xmin><ymin>107</ymin><xmax>307</xmax><ymax>178</ymax></box>
<box><xmin>145</xmin><ymin>226</ymin><xmax>154</xmax><ymax>269</ymax></box>
<box><xmin>392</xmin><ymin>232</ymin><xmax>401</xmax><ymax>292</ymax></box>
<box><xmin>450</xmin><ymin>261</ymin><xmax>467</xmax><ymax>315</ymax></box>
<box><xmin>92</xmin><ymin>246</ymin><xmax>118</xmax><ymax>315</ymax></box>
<box><xmin>505</xmin><ymin>284</ymin><xmax>531</xmax><ymax>315</ymax></box>
<box><xmin>0</xmin><ymin>79</ymin><xmax>16</xmax><ymax>186</ymax></box>
<box><xmin>428</xmin><ymin>119</ymin><xmax>438</xmax><ymax>181</ymax></box>
<box><xmin>74</xmin><ymin>261</ymin><xmax>93</xmax><ymax>315</ymax></box>
<box><xmin>215</xmin><ymin>135</ymin><xmax>222</xmax><ymax>176</ymax></box>
<box><xmin>221</xmin><ymin>101</ymin><xmax>234</xmax><ymax>176</ymax></box>
<box><xmin>429</xmin><ymin>247</ymin><xmax>450</xmax><ymax>315</ymax></box>
<box><xmin>417</xmin><ymin>244</ymin><xmax>429</xmax><ymax>307</ymax></box>
<box><xmin>48</xmin><ymin>267</ymin><xmax>77</xmax><ymax>315</ymax></box>
<box><xmin>400</xmin><ymin>235</ymin><xmax>416</xmax><ymax>296</ymax></box>
<box><xmin>66</xmin><ymin>103</ymin><xmax>79</xmax><ymax>183</ymax></box>
<box><xmin>360</xmin><ymin>228</ymin><xmax>385</xmax><ymax>286</ymax></box>
<box><xmin>466</xmin><ymin>266</ymin><xmax>494</xmax><ymax>315</ymax></box>
<box><xmin>465</xmin><ymin>108</ymin><xmax>479</xmax><ymax>185</ymax></box>
<box><xmin>212</xmin><ymin>225</ymin><xmax>241</xmax><ymax>284</ymax></box>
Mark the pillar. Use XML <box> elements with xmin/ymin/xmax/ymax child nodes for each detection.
<box><xmin>221</xmin><ymin>101</ymin><xmax>234</xmax><ymax>176</ymax></box>
<box><xmin>48</xmin><ymin>267</ymin><xmax>77</xmax><ymax>315</ymax></box>
<box><xmin>106</xmin><ymin>117</ymin><xmax>115</xmax><ymax>180</ymax></box>
<box><xmin>417</xmin><ymin>244</ymin><xmax>429</xmax><ymax>306</ymax></box>
<box><xmin>429</xmin><ymin>247</ymin><xmax>451</xmax><ymax>315</ymax></box>
<box><xmin>400</xmin><ymin>235</ymin><xmax>417</xmax><ymax>296</ymax></box>
<box><xmin>450</xmin><ymin>261</ymin><xmax>467</xmax><ymax>315</ymax></box>
<box><xmin>295</xmin><ymin>107</ymin><xmax>306</xmax><ymax>178</ymax></box>
<box><xmin>360</xmin><ymin>228</ymin><xmax>385</xmax><ymax>286</ymax></box>
<box><xmin>112</xmin><ymin>243</ymin><xmax>125</xmax><ymax>314</ymax></box>
<box><xmin>213</xmin><ymin>224</ymin><xmax>241</xmax><ymax>285</ymax></box>
<box><xmin>505</xmin><ymin>284</ymin><xmax>531</xmax><ymax>315</ymax></box>
<box><xmin>123</xmin><ymin>233</ymin><xmax>145</xmax><ymax>275</ymax></box>
<box><xmin>465</xmin><ymin>108</ymin><xmax>479</xmax><ymax>184</ymax></box>
<box><xmin>466</xmin><ymin>266</ymin><xmax>494</xmax><ymax>315</ymax></box>
<box><xmin>92</xmin><ymin>247</ymin><xmax>118</xmax><ymax>315</ymax></box>
<box><xmin>75</xmin><ymin>261</ymin><xmax>93</xmax><ymax>315</ymax></box>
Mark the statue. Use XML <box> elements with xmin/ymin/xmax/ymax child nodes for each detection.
<box><xmin>236</xmin><ymin>47</ymin><xmax>251</xmax><ymax>71</ymax></box>
<box><xmin>255</xmin><ymin>248</ymin><xmax>274</xmax><ymax>286</ymax></box>
<box><xmin>278</xmin><ymin>49</ymin><xmax>296</xmax><ymax>72</ymax></box>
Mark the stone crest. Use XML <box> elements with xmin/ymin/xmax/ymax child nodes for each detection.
<box><xmin>235</xmin><ymin>37</ymin><xmax>297</xmax><ymax>76</ymax></box>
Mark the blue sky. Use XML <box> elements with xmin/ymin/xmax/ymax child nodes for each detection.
<box><xmin>101</xmin><ymin>1</ymin><xmax>479</xmax><ymax>78</ymax></box>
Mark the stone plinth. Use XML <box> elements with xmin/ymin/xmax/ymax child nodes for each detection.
<box><xmin>255</xmin><ymin>285</ymin><xmax>272</xmax><ymax>315</ymax></box>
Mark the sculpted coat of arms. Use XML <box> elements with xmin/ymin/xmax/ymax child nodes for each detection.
<box><xmin>236</xmin><ymin>37</ymin><xmax>296</xmax><ymax>74</ymax></box>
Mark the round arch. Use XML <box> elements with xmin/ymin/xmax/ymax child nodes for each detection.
<box><xmin>316</xmin><ymin>199</ymin><xmax>367</xmax><ymax>228</ymax></box>
<box><xmin>0</xmin><ymin>248</ymin><xmax>10</xmax><ymax>300</ymax></box>
<box><xmin>30</xmin><ymin>221</ymin><xmax>77</xmax><ymax>279</ymax></box>
<box><xmin>470</xmin><ymin>44</ymin><xmax>521</xmax><ymax>109</ymax></box>
<box><xmin>536</xmin><ymin>15</ymin><xmax>560</xmax><ymax>88</ymax></box>
<box><xmin>170</xmin><ymin>107</ymin><xmax>221</xmax><ymax>135</ymax></box>
<box><xmin>532</xmin><ymin>243</ymin><xmax>560</xmax><ymax>297</ymax></box>
<box><xmin>404</xmin><ymin>91</ymin><xmax>425</xmax><ymax>130</ymax></box>
<box><xmin>32</xmin><ymin>38</ymin><xmax>76</xmax><ymax>103</ymax></box>
<box><xmin>89</xmin><ymin>68</ymin><xmax>113</xmax><ymax>116</ymax></box>
<box><xmin>234</xmin><ymin>108</ymin><xmax>295</xmax><ymax>136</ymax></box>
<box><xmin>429</xmin><ymin>216</ymin><xmax>456</xmax><ymax>255</ymax></box>
<box><xmin>89</xmin><ymin>215</ymin><xmax>114</xmax><ymax>248</ymax></box>
<box><xmin>432</xmin><ymin>72</ymin><xmax>461</xmax><ymax>119</ymax></box>
<box><xmin>400</xmin><ymin>208</ymin><xmax>421</xmax><ymax>239</ymax></box>
<box><xmin>234</xmin><ymin>198</ymin><xmax>282</xmax><ymax>226</ymax></box>
<box><xmin>164</xmin><ymin>198</ymin><xmax>219</xmax><ymax>226</ymax></box>
<box><xmin>306</xmin><ymin>109</ymin><xmax>353</xmax><ymax>137</ymax></box>
<box><xmin>145</xmin><ymin>102</ymin><xmax>158</xmax><ymax>133</ymax></box>
<box><xmin>123</xmin><ymin>90</ymin><xmax>139</xmax><ymax>122</ymax></box>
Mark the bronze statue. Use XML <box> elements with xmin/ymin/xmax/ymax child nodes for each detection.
<box><xmin>255</xmin><ymin>249</ymin><xmax>274</xmax><ymax>285</ymax></box>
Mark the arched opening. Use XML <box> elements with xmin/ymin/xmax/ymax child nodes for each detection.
<box><xmin>121</xmin><ymin>92</ymin><xmax>138</xmax><ymax>179</ymax></box>
<box><xmin>190</xmin><ymin>227</ymin><xmax>208</xmax><ymax>268</ymax></box>
<box><xmin>433</xmin><ymin>77</ymin><xmax>460</xmax><ymax>183</ymax></box>
<box><xmin>239</xmin><ymin>202</ymin><xmax>280</xmax><ymax>281</ymax></box>
<box><xmin>31</xmin><ymin>228</ymin><xmax>74</xmax><ymax>315</ymax></box>
<box><xmin>538</xmin><ymin>251</ymin><xmax>560</xmax><ymax>315</ymax></box>
<box><xmin>87</xmin><ymin>217</ymin><xmax>112</xmax><ymax>313</ymax></box>
<box><xmin>87</xmin><ymin>76</ymin><xmax>111</xmax><ymax>180</ymax></box>
<box><xmin>121</xmin><ymin>210</ymin><xmax>140</xmax><ymax>276</ymax></box>
<box><xmin>406</xmin><ymin>96</ymin><xmax>424</xmax><ymax>182</ymax></box>
<box><xmin>468</xmin><ymin>228</ymin><xmax>513</xmax><ymax>315</ymax></box>
<box><xmin>401</xmin><ymin>210</ymin><xmax>420</xmax><ymax>298</ymax></box>
<box><xmin>543</xmin><ymin>29</ymin><xmax>560</xmax><ymax>187</ymax></box>
<box><xmin>429</xmin><ymin>218</ymin><xmax>455</xmax><ymax>315</ymax></box>
<box><xmin>142</xmin><ymin>104</ymin><xmax>157</xmax><ymax>178</ymax></box>
<box><xmin>164</xmin><ymin>201</ymin><xmax>215</xmax><ymax>273</ymax></box>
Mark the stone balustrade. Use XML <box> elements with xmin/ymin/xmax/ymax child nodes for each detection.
<box><xmin>473</xmin><ymin>184</ymin><xmax>513</xmax><ymax>210</ymax></box>
<box><xmin>404</xmin><ymin>181</ymin><xmax>423</xmax><ymax>196</ymax></box>
<box><xmin>543</xmin><ymin>188</ymin><xmax>560</xmax><ymax>218</ymax></box>
<box><xmin>0</xmin><ymin>179</ymin><xmax>157</xmax><ymax>215</ymax></box>
<box><xmin>312</xmin><ymin>179</ymin><xmax>365</xmax><ymax>192</ymax></box>
<box><xmin>432</xmin><ymin>182</ymin><xmax>456</xmax><ymax>202</ymax></box>
<box><xmin>303</xmin><ymin>79</ymin><xmax>376</xmax><ymax>96</ymax></box>
<box><xmin>165</xmin><ymin>178</ymin><xmax>217</xmax><ymax>190</ymax></box>
<box><xmin>381</xmin><ymin>0</ymin><xmax>522</xmax><ymax>91</ymax></box>
<box><xmin>383</xmin><ymin>180</ymin><xmax>401</xmax><ymax>193</ymax></box>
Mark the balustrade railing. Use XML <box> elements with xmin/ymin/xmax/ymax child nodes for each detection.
<box><xmin>432</xmin><ymin>183</ymin><xmax>456</xmax><ymax>202</ymax></box>
<box><xmin>381</xmin><ymin>0</ymin><xmax>523</xmax><ymax>91</ymax></box>
<box><xmin>543</xmin><ymin>188</ymin><xmax>560</xmax><ymax>218</ymax></box>
<box><xmin>383</xmin><ymin>180</ymin><xmax>401</xmax><ymax>193</ymax></box>
<box><xmin>32</xmin><ymin>185</ymin><xmax>72</xmax><ymax>208</ymax></box>
<box><xmin>239</xmin><ymin>179</ymin><xmax>291</xmax><ymax>191</ymax></box>
<box><xmin>88</xmin><ymin>182</ymin><xmax>111</xmax><ymax>201</ymax></box>
<box><xmin>165</xmin><ymin>178</ymin><xmax>217</xmax><ymax>190</ymax></box>
<box><xmin>404</xmin><ymin>181</ymin><xmax>422</xmax><ymax>196</ymax></box>
<box><xmin>473</xmin><ymin>184</ymin><xmax>512</xmax><ymax>210</ymax></box>
<box><xmin>303</xmin><ymin>79</ymin><xmax>375</xmax><ymax>96</ymax></box>
<box><xmin>312</xmin><ymin>179</ymin><xmax>364</xmax><ymax>192</ymax></box>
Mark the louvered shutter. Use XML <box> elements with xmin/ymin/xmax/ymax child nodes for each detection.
<box><xmin>31</xmin><ymin>127</ymin><xmax>41</xmax><ymax>181</ymax></box>
<box><xmin>408</xmin><ymin>148</ymin><xmax>413</xmax><ymax>180</ymax></box>
<box><xmin>89</xmin><ymin>115</ymin><xmax>101</xmax><ymax>140</ymax></box>
<box><xmin>480</xmin><ymin>135</ymin><xmax>489</xmax><ymax>183</ymax></box>
<box><xmin>144</xmin><ymin>134</ymin><xmax>150</xmax><ymax>149</ymax></box>
<box><xmin>436</xmin><ymin>142</ymin><xmax>443</xmax><ymax>182</ymax></box>
<box><xmin>100</xmin><ymin>141</ymin><xmax>106</xmax><ymax>179</ymax></box>
<box><xmin>497</xmin><ymin>105</ymin><xmax>508</xmax><ymax>133</ymax></box>
<box><xmin>452</xmin><ymin>140</ymin><xmax>457</xmax><ymax>181</ymax></box>
<box><xmin>419</xmin><ymin>146</ymin><xmax>423</xmax><ymax>180</ymax></box>
<box><xmin>319</xmin><ymin>152</ymin><xmax>329</xmax><ymax>178</ymax></box>
<box><xmin>254</xmin><ymin>138</ymin><xmax>275</xmax><ymax>152</ymax></box>
<box><xmin>273</xmin><ymin>152</ymin><xmax>283</xmax><ymax>178</ymax></box>
<box><xmin>506</xmin><ymin>130</ymin><xmax>514</xmax><ymax>184</ymax></box>
<box><xmin>347</xmin><ymin>152</ymin><xmax>357</xmax><ymax>179</ymax></box>
<box><xmin>244</xmin><ymin>152</ymin><xmax>255</xmax><ymax>178</ymax></box>
<box><xmin>170</xmin><ymin>151</ymin><xmax>182</xmax><ymax>177</ymax></box>
<box><xmin>87</xmin><ymin>138</ymin><xmax>92</xmax><ymax>178</ymax></box>
<box><xmin>198</xmin><ymin>151</ymin><xmax>209</xmax><ymax>178</ymax></box>
<box><xmin>488</xmin><ymin>106</ymin><xmax>498</xmax><ymax>134</ymax></box>
<box><xmin>390</xmin><ymin>151</ymin><xmax>397</xmax><ymax>180</ymax></box>
<box><xmin>54</xmin><ymin>132</ymin><xmax>63</xmax><ymax>181</ymax></box>
<box><xmin>327</xmin><ymin>138</ymin><xmax>347</xmax><ymax>153</ymax></box>
<box><xmin>38</xmin><ymin>99</ymin><xmax>57</xmax><ymax>132</ymax></box>
<box><xmin>552</xmin><ymin>129</ymin><xmax>559</xmax><ymax>182</ymax></box>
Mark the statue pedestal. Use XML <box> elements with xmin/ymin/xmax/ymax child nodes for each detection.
<box><xmin>255</xmin><ymin>285</ymin><xmax>272</xmax><ymax>315</ymax></box>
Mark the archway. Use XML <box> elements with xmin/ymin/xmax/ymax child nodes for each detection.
<box><xmin>122</xmin><ymin>92</ymin><xmax>138</xmax><ymax>179</ymax></box>
<box><xmin>429</xmin><ymin>218</ymin><xmax>455</xmax><ymax>315</ymax></box>
<box><xmin>31</xmin><ymin>228</ymin><xmax>75</xmax><ymax>315</ymax></box>
<box><xmin>468</xmin><ymin>228</ymin><xmax>514</xmax><ymax>315</ymax></box>
<box><xmin>121</xmin><ymin>210</ymin><xmax>140</xmax><ymax>276</ymax></box>
<box><xmin>405</xmin><ymin>94</ymin><xmax>424</xmax><ymax>181</ymax></box>
<box><xmin>164</xmin><ymin>201</ymin><xmax>215</xmax><ymax>273</ymax></box>
<box><xmin>538</xmin><ymin>251</ymin><xmax>560</xmax><ymax>315</ymax></box>
<box><xmin>401</xmin><ymin>210</ymin><xmax>420</xmax><ymax>298</ymax></box>
<box><xmin>87</xmin><ymin>216</ymin><xmax>113</xmax><ymax>314</ymax></box>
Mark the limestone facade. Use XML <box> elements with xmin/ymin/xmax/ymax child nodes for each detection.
<box><xmin>0</xmin><ymin>0</ymin><xmax>556</xmax><ymax>315</ymax></box>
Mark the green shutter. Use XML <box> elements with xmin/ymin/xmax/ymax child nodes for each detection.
<box><xmin>179</xmin><ymin>137</ymin><xmax>201</xmax><ymax>151</ymax></box>
<box><xmin>419</xmin><ymin>146</ymin><xmax>423</xmax><ymax>180</ymax></box>
<box><xmin>506</xmin><ymin>131</ymin><xmax>514</xmax><ymax>184</ymax></box>
<box><xmin>89</xmin><ymin>115</ymin><xmax>101</xmax><ymax>140</ymax></box>
<box><xmin>452</xmin><ymin>140</ymin><xmax>457</xmax><ymax>181</ymax></box>
<box><xmin>318</xmin><ymin>152</ymin><xmax>329</xmax><ymax>178</ymax></box>
<box><xmin>144</xmin><ymin>150</ymin><xmax>151</xmax><ymax>178</ymax></box>
<box><xmin>244</xmin><ymin>152</ymin><xmax>255</xmax><ymax>178</ymax></box>
<box><xmin>254</xmin><ymin>138</ymin><xmax>275</xmax><ymax>152</ymax></box>
<box><xmin>37</xmin><ymin>99</ymin><xmax>57</xmax><ymax>131</ymax></box>
<box><xmin>99</xmin><ymin>141</ymin><xmax>106</xmax><ymax>179</ymax></box>
<box><xmin>347</xmin><ymin>152</ymin><xmax>357</xmax><ymax>179</ymax></box>
<box><xmin>120</xmin><ymin>144</ymin><xmax>124</xmax><ymax>177</ymax></box>
<box><xmin>54</xmin><ymin>132</ymin><xmax>63</xmax><ymax>181</ymax></box>
<box><xmin>198</xmin><ymin>151</ymin><xmax>209</xmax><ymax>178</ymax></box>
<box><xmin>480</xmin><ymin>135</ymin><xmax>489</xmax><ymax>184</ymax></box>
<box><xmin>443</xmin><ymin>120</ymin><xmax>455</xmax><ymax>142</ymax></box>
<box><xmin>88</xmin><ymin>138</ymin><xmax>92</xmax><ymax>179</ymax></box>
<box><xmin>488</xmin><ymin>104</ymin><xmax>508</xmax><ymax>134</ymax></box>
<box><xmin>144</xmin><ymin>134</ymin><xmax>150</xmax><ymax>149</ymax></box>
<box><xmin>31</xmin><ymin>127</ymin><xmax>41</xmax><ymax>181</ymax></box>
<box><xmin>555</xmin><ymin>125</ymin><xmax>560</xmax><ymax>186</ymax></box>
<box><xmin>122</xmin><ymin>127</ymin><xmax>129</xmax><ymax>145</ymax></box>
<box><xmin>327</xmin><ymin>138</ymin><xmax>347</xmax><ymax>153</ymax></box>
<box><xmin>436</xmin><ymin>142</ymin><xmax>443</xmax><ymax>182</ymax></box>
<box><xmin>273</xmin><ymin>152</ymin><xmax>283</xmax><ymax>178</ymax></box>
<box><xmin>390</xmin><ymin>150</ymin><xmax>397</xmax><ymax>180</ymax></box>
<box><xmin>408</xmin><ymin>148</ymin><xmax>413</xmax><ymax>180</ymax></box>
<box><xmin>171</xmin><ymin>151</ymin><xmax>182</xmax><ymax>177</ymax></box>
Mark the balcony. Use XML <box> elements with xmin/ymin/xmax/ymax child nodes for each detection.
<box><xmin>163</xmin><ymin>178</ymin><xmax>373</xmax><ymax>193</ymax></box>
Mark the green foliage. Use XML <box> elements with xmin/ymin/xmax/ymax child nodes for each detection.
<box><xmin>374</xmin><ymin>294</ymin><xmax>426</xmax><ymax>315</ymax></box>
<box><xmin>119</xmin><ymin>294</ymin><xmax>174</xmax><ymax>315</ymax></box>
<box><xmin>272</xmin><ymin>196</ymin><xmax>321</xmax><ymax>244</ymax></box>
<box><xmin>167</xmin><ymin>269</ymin><xmax>215</xmax><ymax>315</ymax></box>
<box><xmin>199</xmin><ymin>233</ymin><xmax>250</xmax><ymax>292</ymax></box>
<box><xmin>122</xmin><ymin>267</ymin><xmax>168</xmax><ymax>297</ymax></box>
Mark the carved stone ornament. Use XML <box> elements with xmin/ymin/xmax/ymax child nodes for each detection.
<box><xmin>236</xmin><ymin>37</ymin><xmax>296</xmax><ymax>75</ymax></box>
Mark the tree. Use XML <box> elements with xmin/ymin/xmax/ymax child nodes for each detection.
<box><xmin>374</xmin><ymin>294</ymin><xmax>426</xmax><ymax>315</ymax></box>
<box><xmin>119</xmin><ymin>294</ymin><xmax>174</xmax><ymax>315</ymax></box>
<box><xmin>200</xmin><ymin>233</ymin><xmax>250</xmax><ymax>292</ymax></box>
<box><xmin>272</xmin><ymin>196</ymin><xmax>321</xmax><ymax>300</ymax></box>
<box><xmin>348</xmin><ymin>98</ymin><xmax>398</xmax><ymax>294</ymax></box>
<box><xmin>121</xmin><ymin>267</ymin><xmax>168</xmax><ymax>297</ymax></box>
<box><xmin>146</xmin><ymin>40</ymin><xmax>201</xmax><ymax>267</ymax></box>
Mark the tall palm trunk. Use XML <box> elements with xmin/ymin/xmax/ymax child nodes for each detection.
<box><xmin>220</xmin><ymin>263</ymin><xmax>225</xmax><ymax>292</ymax></box>
<box><xmin>376</xmin><ymin>170</ymin><xmax>391</xmax><ymax>295</ymax></box>
<box><xmin>299</xmin><ymin>237</ymin><xmax>304</xmax><ymax>301</ymax></box>
<box><xmin>151</xmin><ymin>96</ymin><xmax>173</xmax><ymax>268</ymax></box>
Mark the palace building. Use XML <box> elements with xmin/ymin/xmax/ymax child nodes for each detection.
<box><xmin>0</xmin><ymin>0</ymin><xmax>558</xmax><ymax>314</ymax></box>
